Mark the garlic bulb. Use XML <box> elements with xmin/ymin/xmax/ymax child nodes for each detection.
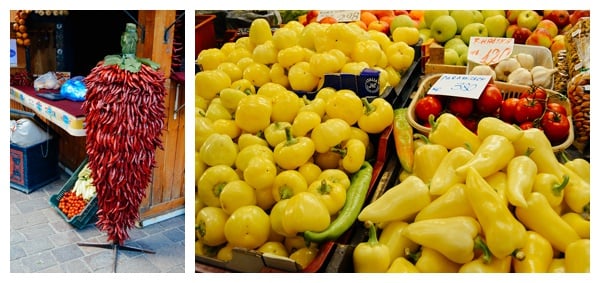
<box><xmin>494</xmin><ymin>58</ymin><xmax>521</xmax><ymax>82</ymax></box>
<box><xmin>507</xmin><ymin>67</ymin><xmax>532</xmax><ymax>86</ymax></box>
<box><xmin>531</xmin><ymin>66</ymin><xmax>557</xmax><ymax>89</ymax></box>
<box><xmin>514</xmin><ymin>53</ymin><xmax>535</xmax><ymax>70</ymax></box>
<box><xmin>469</xmin><ymin>65</ymin><xmax>497</xmax><ymax>80</ymax></box>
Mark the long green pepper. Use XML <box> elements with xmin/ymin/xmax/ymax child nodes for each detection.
<box><xmin>303</xmin><ymin>162</ymin><xmax>373</xmax><ymax>244</ymax></box>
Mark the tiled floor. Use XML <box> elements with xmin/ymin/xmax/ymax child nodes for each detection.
<box><xmin>10</xmin><ymin>171</ymin><xmax>185</xmax><ymax>273</ymax></box>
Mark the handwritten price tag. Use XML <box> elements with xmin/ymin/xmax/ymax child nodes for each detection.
<box><xmin>467</xmin><ymin>37</ymin><xmax>514</xmax><ymax>65</ymax></box>
<box><xmin>427</xmin><ymin>74</ymin><xmax>493</xmax><ymax>99</ymax></box>
<box><xmin>317</xmin><ymin>10</ymin><xmax>360</xmax><ymax>22</ymax></box>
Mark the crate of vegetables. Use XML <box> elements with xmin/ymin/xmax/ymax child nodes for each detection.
<box><xmin>407</xmin><ymin>74</ymin><xmax>574</xmax><ymax>151</ymax></box>
<box><xmin>49</xmin><ymin>159</ymin><xmax>98</xmax><ymax>229</ymax></box>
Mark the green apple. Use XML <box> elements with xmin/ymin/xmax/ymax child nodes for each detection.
<box><xmin>461</xmin><ymin>22</ymin><xmax>488</xmax><ymax>45</ymax></box>
<box><xmin>452</xmin><ymin>43</ymin><xmax>469</xmax><ymax>57</ymax></box>
<box><xmin>444</xmin><ymin>48</ymin><xmax>460</xmax><ymax>65</ymax></box>
<box><xmin>430</xmin><ymin>15</ymin><xmax>457</xmax><ymax>44</ymax></box>
<box><xmin>517</xmin><ymin>10</ymin><xmax>542</xmax><ymax>31</ymax></box>
<box><xmin>444</xmin><ymin>37</ymin><xmax>467</xmax><ymax>50</ymax></box>
<box><xmin>450</xmin><ymin>10</ymin><xmax>483</xmax><ymax>34</ymax></box>
<box><xmin>419</xmin><ymin>28</ymin><xmax>432</xmax><ymax>41</ymax></box>
<box><xmin>458</xmin><ymin>52</ymin><xmax>469</xmax><ymax>66</ymax></box>
<box><xmin>390</xmin><ymin>14</ymin><xmax>417</xmax><ymax>33</ymax></box>
<box><xmin>424</xmin><ymin>10</ymin><xmax>449</xmax><ymax>28</ymax></box>
<box><xmin>506</xmin><ymin>10</ymin><xmax>523</xmax><ymax>24</ymax></box>
<box><xmin>536</xmin><ymin>19</ymin><xmax>559</xmax><ymax>38</ymax></box>
<box><xmin>484</xmin><ymin>14</ymin><xmax>510</xmax><ymax>37</ymax></box>
<box><xmin>481</xmin><ymin>10</ymin><xmax>505</xmax><ymax>19</ymax></box>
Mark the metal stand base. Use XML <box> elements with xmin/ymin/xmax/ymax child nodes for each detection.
<box><xmin>77</xmin><ymin>241</ymin><xmax>155</xmax><ymax>272</ymax></box>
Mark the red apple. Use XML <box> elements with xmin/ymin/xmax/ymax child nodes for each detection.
<box><xmin>536</xmin><ymin>19</ymin><xmax>559</xmax><ymax>38</ymax></box>
<box><xmin>394</xmin><ymin>10</ymin><xmax>409</xmax><ymax>16</ymax></box>
<box><xmin>368</xmin><ymin>20</ymin><xmax>390</xmax><ymax>34</ymax></box>
<box><xmin>372</xmin><ymin>10</ymin><xmax>395</xmax><ymax>19</ymax></box>
<box><xmin>550</xmin><ymin>34</ymin><xmax>566</xmax><ymax>56</ymax></box>
<box><xmin>306</xmin><ymin>10</ymin><xmax>319</xmax><ymax>24</ymax></box>
<box><xmin>507</xmin><ymin>24</ymin><xmax>532</xmax><ymax>44</ymax></box>
<box><xmin>569</xmin><ymin>10</ymin><xmax>590</xmax><ymax>26</ymax></box>
<box><xmin>506</xmin><ymin>10</ymin><xmax>523</xmax><ymax>24</ymax></box>
<box><xmin>379</xmin><ymin>15</ymin><xmax>395</xmax><ymax>25</ymax></box>
<box><xmin>543</xmin><ymin>10</ymin><xmax>570</xmax><ymax>28</ymax></box>
<box><xmin>525</xmin><ymin>28</ymin><xmax>553</xmax><ymax>48</ymax></box>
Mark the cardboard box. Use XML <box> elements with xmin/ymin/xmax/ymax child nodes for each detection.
<box><xmin>10</xmin><ymin>137</ymin><xmax>59</xmax><ymax>194</ymax></box>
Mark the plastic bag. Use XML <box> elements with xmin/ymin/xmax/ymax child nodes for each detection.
<box><xmin>60</xmin><ymin>76</ymin><xmax>87</xmax><ymax>102</ymax></box>
<box><xmin>33</xmin><ymin>71</ymin><xmax>61</xmax><ymax>90</ymax></box>
<box><xmin>10</xmin><ymin>118</ymin><xmax>52</xmax><ymax>147</ymax></box>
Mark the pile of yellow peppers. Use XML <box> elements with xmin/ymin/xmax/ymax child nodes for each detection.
<box><xmin>196</xmin><ymin>74</ymin><xmax>395</xmax><ymax>269</ymax></box>
<box><xmin>353</xmin><ymin>113</ymin><xmax>590</xmax><ymax>273</ymax></box>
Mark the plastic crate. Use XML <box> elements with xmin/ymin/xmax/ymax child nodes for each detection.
<box><xmin>406</xmin><ymin>74</ymin><xmax>574</xmax><ymax>151</ymax></box>
<box><xmin>10</xmin><ymin>137</ymin><xmax>59</xmax><ymax>194</ymax></box>
<box><xmin>195</xmin><ymin>14</ymin><xmax>217</xmax><ymax>59</ymax></box>
<box><xmin>49</xmin><ymin>159</ymin><xmax>98</xmax><ymax>229</ymax></box>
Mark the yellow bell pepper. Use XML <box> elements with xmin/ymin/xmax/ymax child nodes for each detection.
<box><xmin>282</xmin><ymin>192</ymin><xmax>331</xmax><ymax>235</ymax></box>
<box><xmin>195</xmin><ymin>240</ymin><xmax>220</xmax><ymax>258</ymax></box>
<box><xmin>477</xmin><ymin>116</ymin><xmax>524</xmax><ymax>142</ymax></box>
<box><xmin>219</xmin><ymin>87</ymin><xmax>247</xmax><ymax>112</ymax></box>
<box><xmin>357</xmin><ymin>97</ymin><xmax>394</xmax><ymax>134</ymax></box>
<box><xmin>515</xmin><ymin>192</ymin><xmax>581</xmax><ymax>252</ymax></box>
<box><xmin>230</xmin><ymin>78</ymin><xmax>256</xmax><ymax>95</ymax></box>
<box><xmin>414</xmin><ymin>183</ymin><xmax>476</xmax><ymax>222</ymax></box>
<box><xmin>269</xmin><ymin>199</ymin><xmax>296</xmax><ymax>237</ymax></box>
<box><xmin>236</xmin><ymin>132</ymin><xmax>268</xmax><ymax>150</ymax></box>
<box><xmin>291</xmin><ymin>110</ymin><xmax>321</xmax><ymax>137</ymax></box>
<box><xmin>512</xmin><ymin>230</ymin><xmax>554</xmax><ymax>273</ymax></box>
<box><xmin>564</xmin><ymin>239</ymin><xmax>590</xmax><ymax>273</ymax></box>
<box><xmin>289</xmin><ymin>247</ymin><xmax>319</xmax><ymax>270</ymax></box>
<box><xmin>325</xmin><ymin>89</ymin><xmax>364</xmax><ymax>126</ymax></box>
<box><xmin>270</xmin><ymin>90</ymin><xmax>304</xmax><ymax>123</ymax></box>
<box><xmin>532</xmin><ymin>173</ymin><xmax>569</xmax><ymax>207</ymax></box>
<box><xmin>428</xmin><ymin>147</ymin><xmax>473</xmax><ymax>196</ymax></box>
<box><xmin>358</xmin><ymin>175</ymin><xmax>431</xmax><ymax>224</ymax></box>
<box><xmin>272</xmin><ymin>170</ymin><xmax>308</xmax><ymax>202</ymax></box>
<box><xmin>402</xmin><ymin>216</ymin><xmax>488</xmax><ymax>264</ymax></box>
<box><xmin>459</xmin><ymin>255</ymin><xmax>512</xmax><ymax>273</ymax></box>
<box><xmin>311</xmin><ymin>118</ymin><xmax>351</xmax><ymax>153</ymax></box>
<box><xmin>299</xmin><ymin>96</ymin><xmax>326</xmax><ymax>118</ymax></box>
<box><xmin>456</xmin><ymin>134</ymin><xmax>515</xmax><ymax>178</ymax></box>
<box><xmin>331</xmin><ymin>138</ymin><xmax>366</xmax><ymax>173</ymax></box>
<box><xmin>257</xmin><ymin>241</ymin><xmax>289</xmax><ymax>258</ymax></box>
<box><xmin>197</xmin><ymin>165</ymin><xmax>240</xmax><ymax>207</ymax></box>
<box><xmin>385</xmin><ymin>41</ymin><xmax>414</xmax><ymax>73</ymax></box>
<box><xmin>561</xmin><ymin>212</ymin><xmax>590</xmax><ymax>239</ymax></box>
<box><xmin>199</xmin><ymin>133</ymin><xmax>238</xmax><ymax>167</ymax></box>
<box><xmin>412</xmin><ymin>247</ymin><xmax>461</xmax><ymax>273</ymax></box>
<box><xmin>205</xmin><ymin>98</ymin><xmax>233</xmax><ymax>121</ymax></box>
<box><xmin>273</xmin><ymin>127</ymin><xmax>315</xmax><ymax>170</ymax></box>
<box><xmin>314</xmin><ymin>151</ymin><xmax>342</xmax><ymax>170</ymax></box>
<box><xmin>353</xmin><ymin>222</ymin><xmax>391</xmax><ymax>273</ymax></box>
<box><xmin>378</xmin><ymin>221</ymin><xmax>419</xmax><ymax>262</ymax></box>
<box><xmin>196</xmin><ymin>206</ymin><xmax>229</xmax><ymax>246</ymax></box>
<box><xmin>387</xmin><ymin>257</ymin><xmax>419</xmax><ymax>273</ymax></box>
<box><xmin>219</xmin><ymin>180</ymin><xmax>257</xmax><ymax>215</ymax></box>
<box><xmin>307</xmin><ymin>178</ymin><xmax>346</xmax><ymax>216</ymax></box>
<box><xmin>317</xmin><ymin>169</ymin><xmax>351</xmax><ymax>190</ymax></box>
<box><xmin>428</xmin><ymin>112</ymin><xmax>481</xmax><ymax>152</ymax></box>
<box><xmin>512</xmin><ymin>128</ymin><xmax>564</xmax><ymax>179</ymax></box>
<box><xmin>264</xmin><ymin>121</ymin><xmax>292</xmax><ymax>148</ymax></box>
<box><xmin>223</xmin><ymin>205</ymin><xmax>271</xmax><ymax>250</ymax></box>
<box><xmin>465</xmin><ymin>167</ymin><xmax>527</xmax><ymax>259</ymax></box>
<box><xmin>506</xmin><ymin>153</ymin><xmax>538</xmax><ymax>208</ymax></box>
<box><xmin>196</xmin><ymin>115</ymin><xmax>216</xmax><ymax>151</ymax></box>
<box><xmin>243</xmin><ymin>157</ymin><xmax>277</xmax><ymax>190</ymax></box>
<box><xmin>234</xmin><ymin>144</ymin><xmax>273</xmax><ymax>172</ymax></box>
<box><xmin>212</xmin><ymin>119</ymin><xmax>241</xmax><ymax>140</ymax></box>
<box><xmin>234</xmin><ymin>94</ymin><xmax>273</xmax><ymax>134</ymax></box>
<box><xmin>195</xmin><ymin>69</ymin><xmax>231</xmax><ymax>100</ymax></box>
<box><xmin>216</xmin><ymin>243</ymin><xmax>234</xmax><ymax>262</ymax></box>
<box><xmin>560</xmin><ymin>163</ymin><xmax>590</xmax><ymax>215</ymax></box>
<box><xmin>412</xmin><ymin>134</ymin><xmax>448</xmax><ymax>184</ymax></box>
<box><xmin>547</xmin><ymin>258</ymin><xmax>566</xmax><ymax>273</ymax></box>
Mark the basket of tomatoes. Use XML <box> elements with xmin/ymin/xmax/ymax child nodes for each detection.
<box><xmin>407</xmin><ymin>74</ymin><xmax>574</xmax><ymax>151</ymax></box>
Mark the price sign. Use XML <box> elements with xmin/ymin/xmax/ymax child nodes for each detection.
<box><xmin>427</xmin><ymin>74</ymin><xmax>493</xmax><ymax>99</ymax></box>
<box><xmin>317</xmin><ymin>10</ymin><xmax>360</xmax><ymax>22</ymax></box>
<box><xmin>467</xmin><ymin>37</ymin><xmax>514</xmax><ymax>66</ymax></box>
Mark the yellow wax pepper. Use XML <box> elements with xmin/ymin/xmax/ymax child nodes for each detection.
<box><xmin>561</xmin><ymin>212</ymin><xmax>590</xmax><ymax>239</ymax></box>
<box><xmin>412</xmin><ymin>134</ymin><xmax>448</xmax><ymax>184</ymax></box>
<box><xmin>353</xmin><ymin>222</ymin><xmax>391</xmax><ymax>273</ymax></box>
<box><xmin>358</xmin><ymin>175</ymin><xmax>431</xmax><ymax>224</ymax></box>
<box><xmin>476</xmin><ymin>116</ymin><xmax>524</xmax><ymax>142</ymax></box>
<box><xmin>456</xmin><ymin>134</ymin><xmax>515</xmax><ymax>178</ymax></box>
<box><xmin>547</xmin><ymin>258</ymin><xmax>566</xmax><ymax>273</ymax></box>
<box><xmin>512</xmin><ymin>231</ymin><xmax>554</xmax><ymax>273</ymax></box>
<box><xmin>414</xmin><ymin>183</ymin><xmax>476</xmax><ymax>222</ymax></box>
<box><xmin>387</xmin><ymin>257</ymin><xmax>419</xmax><ymax>273</ymax></box>
<box><xmin>506</xmin><ymin>151</ymin><xmax>538</xmax><ymax>208</ymax></box>
<box><xmin>484</xmin><ymin>171</ymin><xmax>509</xmax><ymax>207</ymax></box>
<box><xmin>564</xmin><ymin>239</ymin><xmax>590</xmax><ymax>273</ymax></box>
<box><xmin>428</xmin><ymin>113</ymin><xmax>481</xmax><ymax>152</ymax></box>
<box><xmin>515</xmin><ymin>192</ymin><xmax>581</xmax><ymax>253</ymax></box>
<box><xmin>563</xmin><ymin>157</ymin><xmax>590</xmax><ymax>183</ymax></box>
<box><xmin>428</xmin><ymin>147</ymin><xmax>473</xmax><ymax>196</ymax></box>
<box><xmin>532</xmin><ymin>173</ymin><xmax>569</xmax><ymax>208</ymax></box>
<box><xmin>465</xmin><ymin>167</ymin><xmax>527</xmax><ymax>259</ymax></box>
<box><xmin>459</xmin><ymin>255</ymin><xmax>512</xmax><ymax>273</ymax></box>
<box><xmin>560</xmin><ymin>163</ymin><xmax>590</xmax><ymax>215</ymax></box>
<box><xmin>378</xmin><ymin>221</ymin><xmax>419</xmax><ymax>261</ymax></box>
<box><xmin>402</xmin><ymin>216</ymin><xmax>490</xmax><ymax>264</ymax></box>
<box><xmin>357</xmin><ymin>97</ymin><xmax>394</xmax><ymax>134</ymax></box>
<box><xmin>273</xmin><ymin>127</ymin><xmax>315</xmax><ymax>170</ymax></box>
<box><xmin>512</xmin><ymin>128</ymin><xmax>564</xmax><ymax>178</ymax></box>
<box><xmin>412</xmin><ymin>247</ymin><xmax>461</xmax><ymax>273</ymax></box>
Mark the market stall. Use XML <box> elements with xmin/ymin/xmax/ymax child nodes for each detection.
<box><xmin>194</xmin><ymin>9</ymin><xmax>590</xmax><ymax>273</ymax></box>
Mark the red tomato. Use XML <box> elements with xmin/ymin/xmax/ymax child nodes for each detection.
<box><xmin>514</xmin><ymin>97</ymin><xmax>544</xmax><ymax>123</ymax></box>
<box><xmin>447</xmin><ymin>97</ymin><xmax>474</xmax><ymax>117</ymax></box>
<box><xmin>414</xmin><ymin>95</ymin><xmax>443</xmax><ymax>122</ymax></box>
<box><xmin>541</xmin><ymin>111</ymin><xmax>570</xmax><ymax>144</ymax></box>
<box><xmin>476</xmin><ymin>84</ymin><xmax>503</xmax><ymax>115</ymax></box>
<box><xmin>519</xmin><ymin>121</ymin><xmax>538</xmax><ymax>130</ymax></box>
<box><xmin>498</xmin><ymin>97</ymin><xmax>520</xmax><ymax>123</ymax></box>
<box><xmin>546</xmin><ymin>102</ymin><xmax>568</xmax><ymax>116</ymax></box>
<box><xmin>520</xmin><ymin>86</ymin><xmax>548</xmax><ymax>101</ymax></box>
<box><xmin>462</xmin><ymin>117</ymin><xmax>478</xmax><ymax>134</ymax></box>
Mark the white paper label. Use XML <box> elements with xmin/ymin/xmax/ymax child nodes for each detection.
<box><xmin>468</xmin><ymin>37</ymin><xmax>514</xmax><ymax>66</ymax></box>
<box><xmin>427</xmin><ymin>74</ymin><xmax>493</xmax><ymax>99</ymax></box>
<box><xmin>317</xmin><ymin>10</ymin><xmax>360</xmax><ymax>22</ymax></box>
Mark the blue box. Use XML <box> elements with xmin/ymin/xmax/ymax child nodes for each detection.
<box><xmin>10</xmin><ymin>137</ymin><xmax>59</xmax><ymax>194</ymax></box>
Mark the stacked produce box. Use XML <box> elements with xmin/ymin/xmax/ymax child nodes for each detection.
<box><xmin>195</xmin><ymin>10</ymin><xmax>590</xmax><ymax>273</ymax></box>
